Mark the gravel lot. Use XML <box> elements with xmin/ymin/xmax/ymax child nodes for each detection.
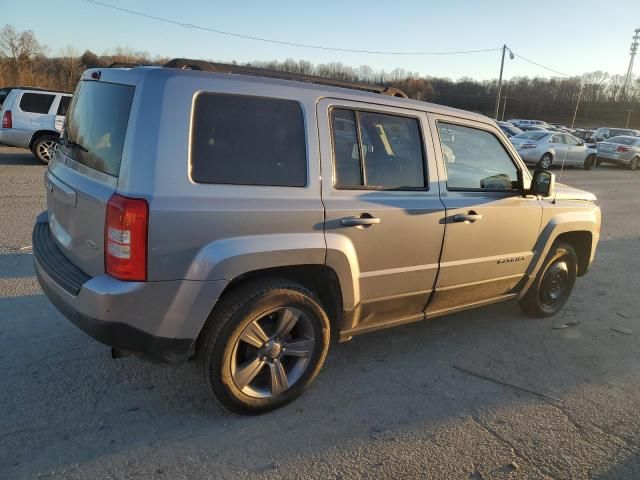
<box><xmin>1</xmin><ymin>145</ymin><xmax>639</xmax><ymax>479</ymax></box>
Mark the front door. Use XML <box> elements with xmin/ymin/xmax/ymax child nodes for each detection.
<box><xmin>317</xmin><ymin>99</ymin><xmax>445</xmax><ymax>334</ymax></box>
<box><xmin>426</xmin><ymin>115</ymin><xmax>543</xmax><ymax>316</ymax></box>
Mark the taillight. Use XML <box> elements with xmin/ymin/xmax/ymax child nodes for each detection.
<box><xmin>616</xmin><ymin>145</ymin><xmax>630</xmax><ymax>153</ymax></box>
<box><xmin>105</xmin><ymin>194</ymin><xmax>148</xmax><ymax>281</ymax></box>
<box><xmin>1</xmin><ymin>110</ymin><xmax>11</xmax><ymax>129</ymax></box>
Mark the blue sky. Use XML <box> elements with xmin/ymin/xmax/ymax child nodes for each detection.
<box><xmin>4</xmin><ymin>0</ymin><xmax>640</xmax><ymax>80</ymax></box>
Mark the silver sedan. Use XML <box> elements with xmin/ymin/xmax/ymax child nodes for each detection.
<box><xmin>596</xmin><ymin>136</ymin><xmax>640</xmax><ymax>170</ymax></box>
<box><xmin>509</xmin><ymin>131</ymin><xmax>597</xmax><ymax>169</ymax></box>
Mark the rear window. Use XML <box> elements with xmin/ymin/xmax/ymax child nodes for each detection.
<box><xmin>0</xmin><ymin>88</ymin><xmax>12</xmax><ymax>107</ymax></box>
<box><xmin>608</xmin><ymin>136</ymin><xmax>638</xmax><ymax>146</ymax></box>
<box><xmin>513</xmin><ymin>132</ymin><xmax>548</xmax><ymax>140</ymax></box>
<box><xmin>61</xmin><ymin>81</ymin><xmax>134</xmax><ymax>177</ymax></box>
<box><xmin>20</xmin><ymin>93</ymin><xmax>55</xmax><ymax>114</ymax></box>
<box><xmin>190</xmin><ymin>93</ymin><xmax>307</xmax><ymax>187</ymax></box>
<box><xmin>57</xmin><ymin>96</ymin><xmax>72</xmax><ymax>116</ymax></box>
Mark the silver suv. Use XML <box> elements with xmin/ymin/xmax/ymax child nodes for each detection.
<box><xmin>0</xmin><ymin>87</ymin><xmax>72</xmax><ymax>163</ymax></box>
<box><xmin>33</xmin><ymin>60</ymin><xmax>601</xmax><ymax>413</ymax></box>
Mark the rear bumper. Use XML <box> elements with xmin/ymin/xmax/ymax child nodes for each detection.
<box><xmin>33</xmin><ymin>212</ymin><xmax>226</xmax><ymax>362</ymax></box>
<box><xmin>597</xmin><ymin>153</ymin><xmax>632</xmax><ymax>165</ymax></box>
<box><xmin>0</xmin><ymin>128</ymin><xmax>31</xmax><ymax>148</ymax></box>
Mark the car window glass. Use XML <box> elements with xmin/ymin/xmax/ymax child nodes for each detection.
<box><xmin>551</xmin><ymin>134</ymin><xmax>564</xmax><ymax>144</ymax></box>
<box><xmin>57</xmin><ymin>96</ymin><xmax>72</xmax><ymax>116</ymax></box>
<box><xmin>438</xmin><ymin>122</ymin><xmax>519</xmax><ymax>191</ymax></box>
<box><xmin>564</xmin><ymin>135</ymin><xmax>580</xmax><ymax>146</ymax></box>
<box><xmin>331</xmin><ymin>108</ymin><xmax>425</xmax><ymax>189</ymax></box>
<box><xmin>19</xmin><ymin>93</ymin><xmax>55</xmax><ymax>114</ymax></box>
<box><xmin>608</xmin><ymin>136</ymin><xmax>637</xmax><ymax>146</ymax></box>
<box><xmin>191</xmin><ymin>93</ymin><xmax>307</xmax><ymax>187</ymax></box>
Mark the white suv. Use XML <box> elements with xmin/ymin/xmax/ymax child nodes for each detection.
<box><xmin>0</xmin><ymin>88</ymin><xmax>72</xmax><ymax>163</ymax></box>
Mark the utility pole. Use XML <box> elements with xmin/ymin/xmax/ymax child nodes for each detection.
<box><xmin>494</xmin><ymin>45</ymin><xmax>513</xmax><ymax>119</ymax></box>
<box><xmin>571</xmin><ymin>83</ymin><xmax>585</xmax><ymax>129</ymax></box>
<box><xmin>500</xmin><ymin>96</ymin><xmax>509</xmax><ymax>121</ymax></box>
<box><xmin>622</xmin><ymin>28</ymin><xmax>640</xmax><ymax>99</ymax></box>
<box><xmin>626</xmin><ymin>110</ymin><xmax>633</xmax><ymax>128</ymax></box>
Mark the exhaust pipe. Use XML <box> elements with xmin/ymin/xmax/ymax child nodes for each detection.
<box><xmin>111</xmin><ymin>347</ymin><xmax>133</xmax><ymax>359</ymax></box>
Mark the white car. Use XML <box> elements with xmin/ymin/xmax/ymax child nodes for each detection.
<box><xmin>0</xmin><ymin>88</ymin><xmax>72</xmax><ymax>163</ymax></box>
<box><xmin>509</xmin><ymin>131</ymin><xmax>597</xmax><ymax>169</ymax></box>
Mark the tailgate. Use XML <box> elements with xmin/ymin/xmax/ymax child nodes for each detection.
<box><xmin>46</xmin><ymin>79</ymin><xmax>135</xmax><ymax>277</ymax></box>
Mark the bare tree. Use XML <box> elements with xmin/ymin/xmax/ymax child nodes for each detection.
<box><xmin>0</xmin><ymin>25</ymin><xmax>46</xmax><ymax>84</ymax></box>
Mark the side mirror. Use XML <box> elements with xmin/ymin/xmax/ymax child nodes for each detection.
<box><xmin>531</xmin><ymin>170</ymin><xmax>555</xmax><ymax>197</ymax></box>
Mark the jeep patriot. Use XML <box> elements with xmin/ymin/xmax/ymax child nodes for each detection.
<box><xmin>33</xmin><ymin>59</ymin><xmax>601</xmax><ymax>413</ymax></box>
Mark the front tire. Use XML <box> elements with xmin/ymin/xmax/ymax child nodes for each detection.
<box><xmin>31</xmin><ymin>134</ymin><xmax>58</xmax><ymax>164</ymax></box>
<box><xmin>584</xmin><ymin>154</ymin><xmax>596</xmax><ymax>170</ymax></box>
<box><xmin>629</xmin><ymin>157</ymin><xmax>639</xmax><ymax>171</ymax></box>
<box><xmin>198</xmin><ymin>279</ymin><xmax>331</xmax><ymax>414</ymax></box>
<box><xmin>520</xmin><ymin>242</ymin><xmax>577</xmax><ymax>318</ymax></box>
<box><xmin>539</xmin><ymin>153</ymin><xmax>553</xmax><ymax>170</ymax></box>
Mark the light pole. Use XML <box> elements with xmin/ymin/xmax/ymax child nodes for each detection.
<box><xmin>622</xmin><ymin>28</ymin><xmax>640</xmax><ymax>99</ymax></box>
<box><xmin>626</xmin><ymin>110</ymin><xmax>633</xmax><ymax>128</ymax></box>
<box><xmin>494</xmin><ymin>45</ymin><xmax>514</xmax><ymax>119</ymax></box>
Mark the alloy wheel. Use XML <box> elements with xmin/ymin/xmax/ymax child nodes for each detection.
<box><xmin>37</xmin><ymin>140</ymin><xmax>57</xmax><ymax>163</ymax></box>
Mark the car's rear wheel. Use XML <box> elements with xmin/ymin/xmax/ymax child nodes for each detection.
<box><xmin>539</xmin><ymin>153</ymin><xmax>553</xmax><ymax>170</ymax></box>
<box><xmin>584</xmin><ymin>154</ymin><xmax>596</xmax><ymax>170</ymax></box>
<box><xmin>198</xmin><ymin>279</ymin><xmax>331</xmax><ymax>414</ymax></box>
<box><xmin>520</xmin><ymin>242</ymin><xmax>577</xmax><ymax>318</ymax></box>
<box><xmin>629</xmin><ymin>157</ymin><xmax>639</xmax><ymax>171</ymax></box>
<box><xmin>32</xmin><ymin>134</ymin><xmax>58</xmax><ymax>164</ymax></box>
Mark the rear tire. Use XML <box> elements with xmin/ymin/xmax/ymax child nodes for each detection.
<box><xmin>538</xmin><ymin>153</ymin><xmax>553</xmax><ymax>170</ymax></box>
<box><xmin>520</xmin><ymin>242</ymin><xmax>577</xmax><ymax>318</ymax></box>
<box><xmin>198</xmin><ymin>279</ymin><xmax>331</xmax><ymax>414</ymax></box>
<box><xmin>629</xmin><ymin>157</ymin><xmax>639</xmax><ymax>171</ymax></box>
<box><xmin>584</xmin><ymin>154</ymin><xmax>596</xmax><ymax>170</ymax></box>
<box><xmin>31</xmin><ymin>134</ymin><xmax>58</xmax><ymax>164</ymax></box>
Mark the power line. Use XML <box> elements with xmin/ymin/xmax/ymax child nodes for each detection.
<box><xmin>82</xmin><ymin>0</ymin><xmax>501</xmax><ymax>56</ymax></box>
<box><xmin>512</xmin><ymin>53</ymin><xmax>571</xmax><ymax>78</ymax></box>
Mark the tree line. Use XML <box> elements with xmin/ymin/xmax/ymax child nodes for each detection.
<box><xmin>1</xmin><ymin>24</ymin><xmax>638</xmax><ymax>128</ymax></box>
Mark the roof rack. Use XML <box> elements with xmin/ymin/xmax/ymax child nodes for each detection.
<box><xmin>108</xmin><ymin>62</ymin><xmax>152</xmax><ymax>68</ymax></box>
<box><xmin>162</xmin><ymin>58</ymin><xmax>408</xmax><ymax>98</ymax></box>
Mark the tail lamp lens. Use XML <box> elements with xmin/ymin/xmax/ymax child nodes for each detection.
<box><xmin>105</xmin><ymin>194</ymin><xmax>148</xmax><ymax>281</ymax></box>
<box><xmin>1</xmin><ymin>110</ymin><xmax>12</xmax><ymax>129</ymax></box>
<box><xmin>616</xmin><ymin>146</ymin><xmax>630</xmax><ymax>153</ymax></box>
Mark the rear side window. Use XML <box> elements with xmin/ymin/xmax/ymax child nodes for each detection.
<box><xmin>330</xmin><ymin>108</ymin><xmax>425</xmax><ymax>189</ymax></box>
<box><xmin>57</xmin><ymin>96</ymin><xmax>72</xmax><ymax>116</ymax></box>
<box><xmin>19</xmin><ymin>93</ymin><xmax>55</xmax><ymax>114</ymax></box>
<box><xmin>191</xmin><ymin>94</ymin><xmax>307</xmax><ymax>187</ymax></box>
<box><xmin>61</xmin><ymin>81</ymin><xmax>134</xmax><ymax>177</ymax></box>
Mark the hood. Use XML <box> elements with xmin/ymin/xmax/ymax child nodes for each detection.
<box><xmin>553</xmin><ymin>182</ymin><xmax>597</xmax><ymax>202</ymax></box>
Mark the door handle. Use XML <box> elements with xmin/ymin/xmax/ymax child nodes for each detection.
<box><xmin>453</xmin><ymin>212</ymin><xmax>482</xmax><ymax>223</ymax></box>
<box><xmin>341</xmin><ymin>215</ymin><xmax>381</xmax><ymax>227</ymax></box>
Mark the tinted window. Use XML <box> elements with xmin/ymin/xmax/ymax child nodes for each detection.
<box><xmin>513</xmin><ymin>132</ymin><xmax>548</xmax><ymax>140</ymax></box>
<box><xmin>61</xmin><ymin>81</ymin><xmax>134</xmax><ymax>177</ymax></box>
<box><xmin>0</xmin><ymin>88</ymin><xmax>12</xmax><ymax>107</ymax></box>
<box><xmin>57</xmin><ymin>96</ymin><xmax>72</xmax><ymax>116</ymax></box>
<box><xmin>331</xmin><ymin>108</ymin><xmax>425</xmax><ymax>189</ymax></box>
<box><xmin>191</xmin><ymin>94</ymin><xmax>306</xmax><ymax>187</ymax></box>
<box><xmin>19</xmin><ymin>93</ymin><xmax>55</xmax><ymax>114</ymax></box>
<box><xmin>438</xmin><ymin>123</ymin><xmax>519</xmax><ymax>191</ymax></box>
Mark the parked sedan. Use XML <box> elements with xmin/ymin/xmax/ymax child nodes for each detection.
<box><xmin>596</xmin><ymin>136</ymin><xmax>640</xmax><ymax>170</ymax></box>
<box><xmin>497</xmin><ymin>121</ymin><xmax>523</xmax><ymax>138</ymax></box>
<box><xmin>510</xmin><ymin>131</ymin><xmax>597</xmax><ymax>169</ymax></box>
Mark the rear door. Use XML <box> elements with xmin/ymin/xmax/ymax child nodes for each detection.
<box><xmin>15</xmin><ymin>91</ymin><xmax>56</xmax><ymax>137</ymax></box>
<box><xmin>47</xmin><ymin>80</ymin><xmax>135</xmax><ymax>276</ymax></box>
<box><xmin>318</xmin><ymin>98</ymin><xmax>445</xmax><ymax>333</ymax></box>
<box><xmin>426</xmin><ymin>114</ymin><xmax>542</xmax><ymax>316</ymax></box>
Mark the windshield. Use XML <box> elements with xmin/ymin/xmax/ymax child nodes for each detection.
<box><xmin>61</xmin><ymin>81</ymin><xmax>134</xmax><ymax>177</ymax></box>
<box><xmin>607</xmin><ymin>136</ymin><xmax>638</xmax><ymax>146</ymax></box>
<box><xmin>513</xmin><ymin>132</ymin><xmax>548</xmax><ymax>141</ymax></box>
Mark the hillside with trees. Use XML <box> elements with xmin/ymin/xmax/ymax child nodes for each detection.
<box><xmin>1</xmin><ymin>24</ymin><xmax>638</xmax><ymax>128</ymax></box>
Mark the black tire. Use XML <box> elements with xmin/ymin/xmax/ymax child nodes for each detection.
<box><xmin>629</xmin><ymin>157</ymin><xmax>639</xmax><ymax>171</ymax></box>
<box><xmin>31</xmin><ymin>134</ymin><xmax>58</xmax><ymax>164</ymax></box>
<box><xmin>539</xmin><ymin>153</ymin><xmax>553</xmax><ymax>170</ymax></box>
<box><xmin>595</xmin><ymin>158</ymin><xmax>603</xmax><ymax>167</ymax></box>
<box><xmin>520</xmin><ymin>242</ymin><xmax>578</xmax><ymax>318</ymax></box>
<box><xmin>584</xmin><ymin>154</ymin><xmax>596</xmax><ymax>170</ymax></box>
<box><xmin>198</xmin><ymin>278</ymin><xmax>331</xmax><ymax>414</ymax></box>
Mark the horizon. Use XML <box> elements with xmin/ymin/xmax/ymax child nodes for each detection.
<box><xmin>3</xmin><ymin>0</ymin><xmax>640</xmax><ymax>82</ymax></box>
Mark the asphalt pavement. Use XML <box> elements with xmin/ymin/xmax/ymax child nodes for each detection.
<box><xmin>1</xmin><ymin>145</ymin><xmax>639</xmax><ymax>479</ymax></box>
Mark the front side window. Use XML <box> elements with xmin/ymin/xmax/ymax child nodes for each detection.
<box><xmin>57</xmin><ymin>96</ymin><xmax>72</xmax><ymax>116</ymax></box>
<box><xmin>563</xmin><ymin>134</ymin><xmax>581</xmax><ymax>146</ymax></box>
<box><xmin>191</xmin><ymin>94</ymin><xmax>306</xmax><ymax>187</ymax></box>
<box><xmin>438</xmin><ymin>122</ymin><xmax>519</xmax><ymax>191</ymax></box>
<box><xmin>330</xmin><ymin>108</ymin><xmax>425</xmax><ymax>189</ymax></box>
<box><xmin>19</xmin><ymin>93</ymin><xmax>55</xmax><ymax>114</ymax></box>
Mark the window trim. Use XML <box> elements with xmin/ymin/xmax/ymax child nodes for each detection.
<box><xmin>435</xmin><ymin>119</ymin><xmax>524</xmax><ymax>194</ymax></box>
<box><xmin>328</xmin><ymin>106</ymin><xmax>429</xmax><ymax>192</ymax></box>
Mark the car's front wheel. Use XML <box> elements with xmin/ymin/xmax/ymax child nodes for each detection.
<box><xmin>31</xmin><ymin>134</ymin><xmax>58</xmax><ymax>164</ymax></box>
<box><xmin>520</xmin><ymin>242</ymin><xmax>577</xmax><ymax>318</ymax></box>
<box><xmin>539</xmin><ymin>153</ymin><xmax>553</xmax><ymax>170</ymax></box>
<box><xmin>198</xmin><ymin>279</ymin><xmax>331</xmax><ymax>414</ymax></box>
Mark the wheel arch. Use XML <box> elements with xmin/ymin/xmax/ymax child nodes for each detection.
<box><xmin>29</xmin><ymin>130</ymin><xmax>60</xmax><ymax>149</ymax></box>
